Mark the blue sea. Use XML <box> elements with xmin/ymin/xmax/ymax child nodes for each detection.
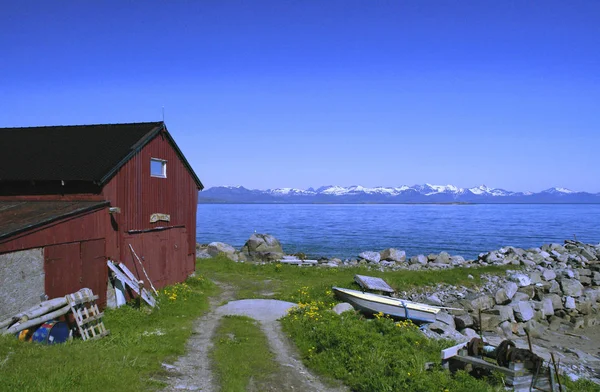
<box><xmin>196</xmin><ymin>204</ymin><xmax>600</xmax><ymax>260</ymax></box>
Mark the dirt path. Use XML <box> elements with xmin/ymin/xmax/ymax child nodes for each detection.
<box><xmin>162</xmin><ymin>285</ymin><xmax>347</xmax><ymax>392</ymax></box>
<box><xmin>162</xmin><ymin>282</ymin><xmax>236</xmax><ymax>391</ymax></box>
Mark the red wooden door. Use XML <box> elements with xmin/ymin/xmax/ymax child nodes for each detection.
<box><xmin>81</xmin><ymin>239</ymin><xmax>107</xmax><ymax>307</ymax></box>
<box><xmin>44</xmin><ymin>243</ymin><xmax>82</xmax><ymax>300</ymax></box>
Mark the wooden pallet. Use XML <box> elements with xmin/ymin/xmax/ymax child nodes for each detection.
<box><xmin>66</xmin><ymin>288</ymin><xmax>110</xmax><ymax>341</ymax></box>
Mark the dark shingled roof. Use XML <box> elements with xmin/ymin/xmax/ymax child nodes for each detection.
<box><xmin>0</xmin><ymin>122</ymin><xmax>203</xmax><ymax>189</ymax></box>
<box><xmin>0</xmin><ymin>201</ymin><xmax>109</xmax><ymax>240</ymax></box>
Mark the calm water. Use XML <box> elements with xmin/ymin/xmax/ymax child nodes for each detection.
<box><xmin>196</xmin><ymin>204</ymin><xmax>600</xmax><ymax>260</ymax></box>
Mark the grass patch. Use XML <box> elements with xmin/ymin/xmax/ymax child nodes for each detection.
<box><xmin>282</xmin><ymin>306</ymin><xmax>502</xmax><ymax>392</ymax></box>
<box><xmin>211</xmin><ymin>315</ymin><xmax>278</xmax><ymax>391</ymax></box>
<box><xmin>0</xmin><ymin>275</ymin><xmax>216</xmax><ymax>392</ymax></box>
<box><xmin>197</xmin><ymin>254</ymin><xmax>512</xmax><ymax>301</ymax></box>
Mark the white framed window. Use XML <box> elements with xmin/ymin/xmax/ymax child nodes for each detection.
<box><xmin>150</xmin><ymin>158</ymin><xmax>167</xmax><ymax>178</ymax></box>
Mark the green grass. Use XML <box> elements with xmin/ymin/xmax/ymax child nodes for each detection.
<box><xmin>197</xmin><ymin>254</ymin><xmax>512</xmax><ymax>302</ymax></box>
<box><xmin>199</xmin><ymin>256</ymin><xmax>600</xmax><ymax>392</ymax></box>
<box><xmin>0</xmin><ymin>275</ymin><xmax>216</xmax><ymax>392</ymax></box>
<box><xmin>211</xmin><ymin>315</ymin><xmax>278</xmax><ymax>392</ymax></box>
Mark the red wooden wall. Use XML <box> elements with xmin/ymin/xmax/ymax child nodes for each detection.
<box><xmin>101</xmin><ymin>130</ymin><xmax>198</xmax><ymax>288</ymax></box>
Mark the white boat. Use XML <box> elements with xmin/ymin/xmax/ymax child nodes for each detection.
<box><xmin>332</xmin><ymin>287</ymin><xmax>441</xmax><ymax>324</ymax></box>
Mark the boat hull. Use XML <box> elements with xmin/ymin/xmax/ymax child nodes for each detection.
<box><xmin>333</xmin><ymin>287</ymin><xmax>439</xmax><ymax>324</ymax></box>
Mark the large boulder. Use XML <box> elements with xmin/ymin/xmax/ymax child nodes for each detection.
<box><xmin>359</xmin><ymin>251</ymin><xmax>381</xmax><ymax>263</ymax></box>
<box><xmin>512</xmin><ymin>301</ymin><xmax>535</xmax><ymax>322</ymax></box>
<box><xmin>241</xmin><ymin>234</ymin><xmax>284</xmax><ymax>262</ymax></box>
<box><xmin>508</xmin><ymin>273</ymin><xmax>532</xmax><ymax>287</ymax></box>
<box><xmin>410</xmin><ymin>255</ymin><xmax>428</xmax><ymax>266</ymax></box>
<box><xmin>561</xmin><ymin>279</ymin><xmax>584</xmax><ymax>297</ymax></box>
<box><xmin>495</xmin><ymin>282</ymin><xmax>518</xmax><ymax>305</ymax></box>
<box><xmin>379</xmin><ymin>248</ymin><xmax>406</xmax><ymax>263</ymax></box>
<box><xmin>207</xmin><ymin>242</ymin><xmax>237</xmax><ymax>258</ymax></box>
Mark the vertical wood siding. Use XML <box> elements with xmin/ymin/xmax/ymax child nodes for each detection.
<box><xmin>102</xmin><ymin>130</ymin><xmax>199</xmax><ymax>288</ymax></box>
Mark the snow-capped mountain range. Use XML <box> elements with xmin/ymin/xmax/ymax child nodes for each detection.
<box><xmin>198</xmin><ymin>184</ymin><xmax>600</xmax><ymax>203</ymax></box>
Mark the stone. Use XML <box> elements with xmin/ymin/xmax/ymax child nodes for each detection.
<box><xmin>576</xmin><ymin>298</ymin><xmax>594</xmax><ymax>315</ymax></box>
<box><xmin>241</xmin><ymin>234</ymin><xmax>284</xmax><ymax>262</ymax></box>
<box><xmin>579</xmin><ymin>276</ymin><xmax>592</xmax><ymax>286</ymax></box>
<box><xmin>498</xmin><ymin>321</ymin><xmax>515</xmax><ymax>338</ymax></box>
<box><xmin>409</xmin><ymin>255</ymin><xmax>428</xmax><ymax>266</ymax></box>
<box><xmin>541</xmin><ymin>269</ymin><xmax>557</xmax><ymax>281</ymax></box>
<box><xmin>196</xmin><ymin>249</ymin><xmax>212</xmax><ymax>259</ymax></box>
<box><xmin>541</xmin><ymin>298</ymin><xmax>555</xmax><ymax>318</ymax></box>
<box><xmin>561</xmin><ymin>279</ymin><xmax>584</xmax><ymax>297</ymax></box>
<box><xmin>548</xmin><ymin>280</ymin><xmax>562</xmax><ymax>294</ymax></box>
<box><xmin>462</xmin><ymin>295</ymin><xmax>494</xmax><ymax>312</ymax></box>
<box><xmin>359</xmin><ymin>251</ymin><xmax>381</xmax><ymax>263</ymax></box>
<box><xmin>485</xmin><ymin>252</ymin><xmax>505</xmax><ymax>264</ymax></box>
<box><xmin>539</xmin><ymin>250</ymin><xmax>551</xmax><ymax>259</ymax></box>
<box><xmin>461</xmin><ymin>328</ymin><xmax>480</xmax><ymax>340</ymax></box>
<box><xmin>517</xmin><ymin>286</ymin><xmax>535</xmax><ymax>300</ymax></box>
<box><xmin>512</xmin><ymin>292</ymin><xmax>531</xmax><ymax>302</ymax></box>
<box><xmin>528</xmin><ymin>271</ymin><xmax>542</xmax><ymax>284</ymax></box>
<box><xmin>425</xmin><ymin>294</ymin><xmax>443</xmax><ymax>306</ymax></box>
<box><xmin>509</xmin><ymin>273</ymin><xmax>532</xmax><ymax>287</ymax></box>
<box><xmin>332</xmin><ymin>303</ymin><xmax>355</xmax><ymax>315</ymax></box>
<box><xmin>478</xmin><ymin>313</ymin><xmax>501</xmax><ymax>332</ymax></box>
<box><xmin>493</xmin><ymin>305</ymin><xmax>516</xmax><ymax>322</ymax></box>
<box><xmin>379</xmin><ymin>248</ymin><xmax>406</xmax><ymax>262</ymax></box>
<box><xmin>581</xmin><ymin>248</ymin><xmax>597</xmax><ymax>261</ymax></box>
<box><xmin>524</xmin><ymin>319</ymin><xmax>545</xmax><ymax>338</ymax></box>
<box><xmin>544</xmin><ymin>294</ymin><xmax>563</xmax><ymax>311</ymax></box>
<box><xmin>577</xmin><ymin>268</ymin><xmax>592</xmax><ymax>276</ymax></box>
<box><xmin>207</xmin><ymin>242</ymin><xmax>237</xmax><ymax>259</ymax></box>
<box><xmin>435</xmin><ymin>311</ymin><xmax>455</xmax><ymax>329</ymax></box>
<box><xmin>454</xmin><ymin>314</ymin><xmax>474</xmax><ymax>330</ymax></box>
<box><xmin>494</xmin><ymin>281</ymin><xmax>518</xmax><ymax>305</ymax></box>
<box><xmin>437</xmin><ymin>252</ymin><xmax>451</xmax><ymax>264</ymax></box>
<box><xmin>512</xmin><ymin>301</ymin><xmax>535</xmax><ymax>322</ymax></box>
<box><xmin>584</xmin><ymin>314</ymin><xmax>600</xmax><ymax>327</ymax></box>
<box><xmin>450</xmin><ymin>255</ymin><xmax>466</xmax><ymax>266</ymax></box>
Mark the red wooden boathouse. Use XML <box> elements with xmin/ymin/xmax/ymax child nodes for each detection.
<box><xmin>0</xmin><ymin>122</ymin><xmax>203</xmax><ymax>318</ymax></box>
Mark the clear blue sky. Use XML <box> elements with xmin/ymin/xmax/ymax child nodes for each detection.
<box><xmin>1</xmin><ymin>1</ymin><xmax>599</xmax><ymax>192</ymax></box>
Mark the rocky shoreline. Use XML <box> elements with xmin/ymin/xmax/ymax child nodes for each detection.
<box><xmin>197</xmin><ymin>234</ymin><xmax>600</xmax><ymax>383</ymax></box>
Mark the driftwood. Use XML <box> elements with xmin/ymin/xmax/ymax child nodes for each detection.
<box><xmin>0</xmin><ymin>297</ymin><xmax>68</xmax><ymax>330</ymax></box>
<box><xmin>2</xmin><ymin>305</ymin><xmax>71</xmax><ymax>335</ymax></box>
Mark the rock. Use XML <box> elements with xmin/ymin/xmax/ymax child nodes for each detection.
<box><xmin>462</xmin><ymin>295</ymin><xmax>494</xmax><ymax>312</ymax></box>
<box><xmin>544</xmin><ymin>294</ymin><xmax>563</xmax><ymax>311</ymax></box>
<box><xmin>485</xmin><ymin>252</ymin><xmax>506</xmax><ymax>264</ymax></box>
<box><xmin>579</xmin><ymin>276</ymin><xmax>592</xmax><ymax>286</ymax></box>
<box><xmin>512</xmin><ymin>301</ymin><xmax>535</xmax><ymax>322</ymax></box>
<box><xmin>207</xmin><ymin>242</ymin><xmax>237</xmax><ymax>258</ymax></box>
<box><xmin>493</xmin><ymin>305</ymin><xmax>516</xmax><ymax>322</ymax></box>
<box><xmin>460</xmin><ymin>328</ymin><xmax>480</xmax><ymax>340</ymax></box>
<box><xmin>450</xmin><ymin>255</ymin><xmax>466</xmax><ymax>265</ymax></box>
<box><xmin>454</xmin><ymin>314</ymin><xmax>474</xmax><ymax>329</ymax></box>
<box><xmin>524</xmin><ymin>319</ymin><xmax>545</xmax><ymax>338</ymax></box>
<box><xmin>541</xmin><ymin>269</ymin><xmax>557</xmax><ymax>281</ymax></box>
<box><xmin>196</xmin><ymin>249</ymin><xmax>212</xmax><ymax>259</ymax></box>
<box><xmin>494</xmin><ymin>281</ymin><xmax>518</xmax><ymax>305</ymax></box>
<box><xmin>409</xmin><ymin>255</ymin><xmax>428</xmax><ymax>266</ymax></box>
<box><xmin>437</xmin><ymin>252</ymin><xmax>451</xmax><ymax>264</ymax></box>
<box><xmin>498</xmin><ymin>320</ymin><xmax>515</xmax><ymax>338</ymax></box>
<box><xmin>241</xmin><ymin>233</ymin><xmax>284</xmax><ymax>262</ymax></box>
<box><xmin>517</xmin><ymin>286</ymin><xmax>535</xmax><ymax>300</ymax></box>
<box><xmin>541</xmin><ymin>298</ymin><xmax>555</xmax><ymax>318</ymax></box>
<box><xmin>528</xmin><ymin>271</ymin><xmax>542</xmax><ymax>284</ymax></box>
<box><xmin>425</xmin><ymin>293</ymin><xmax>443</xmax><ymax>306</ymax></box>
<box><xmin>561</xmin><ymin>279</ymin><xmax>584</xmax><ymax>297</ymax></box>
<box><xmin>358</xmin><ymin>251</ymin><xmax>381</xmax><ymax>263</ymax></box>
<box><xmin>436</xmin><ymin>311</ymin><xmax>455</xmax><ymax>329</ymax></box>
<box><xmin>379</xmin><ymin>248</ymin><xmax>406</xmax><ymax>262</ymax></box>
<box><xmin>539</xmin><ymin>250</ymin><xmax>551</xmax><ymax>259</ymax></box>
<box><xmin>332</xmin><ymin>303</ymin><xmax>355</xmax><ymax>315</ymax></box>
<box><xmin>478</xmin><ymin>312</ymin><xmax>501</xmax><ymax>332</ymax></box>
<box><xmin>509</xmin><ymin>273</ymin><xmax>532</xmax><ymax>287</ymax></box>
<box><xmin>512</xmin><ymin>292</ymin><xmax>531</xmax><ymax>302</ymax></box>
<box><xmin>581</xmin><ymin>248</ymin><xmax>597</xmax><ymax>261</ymax></box>
<box><xmin>548</xmin><ymin>280</ymin><xmax>562</xmax><ymax>294</ymax></box>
